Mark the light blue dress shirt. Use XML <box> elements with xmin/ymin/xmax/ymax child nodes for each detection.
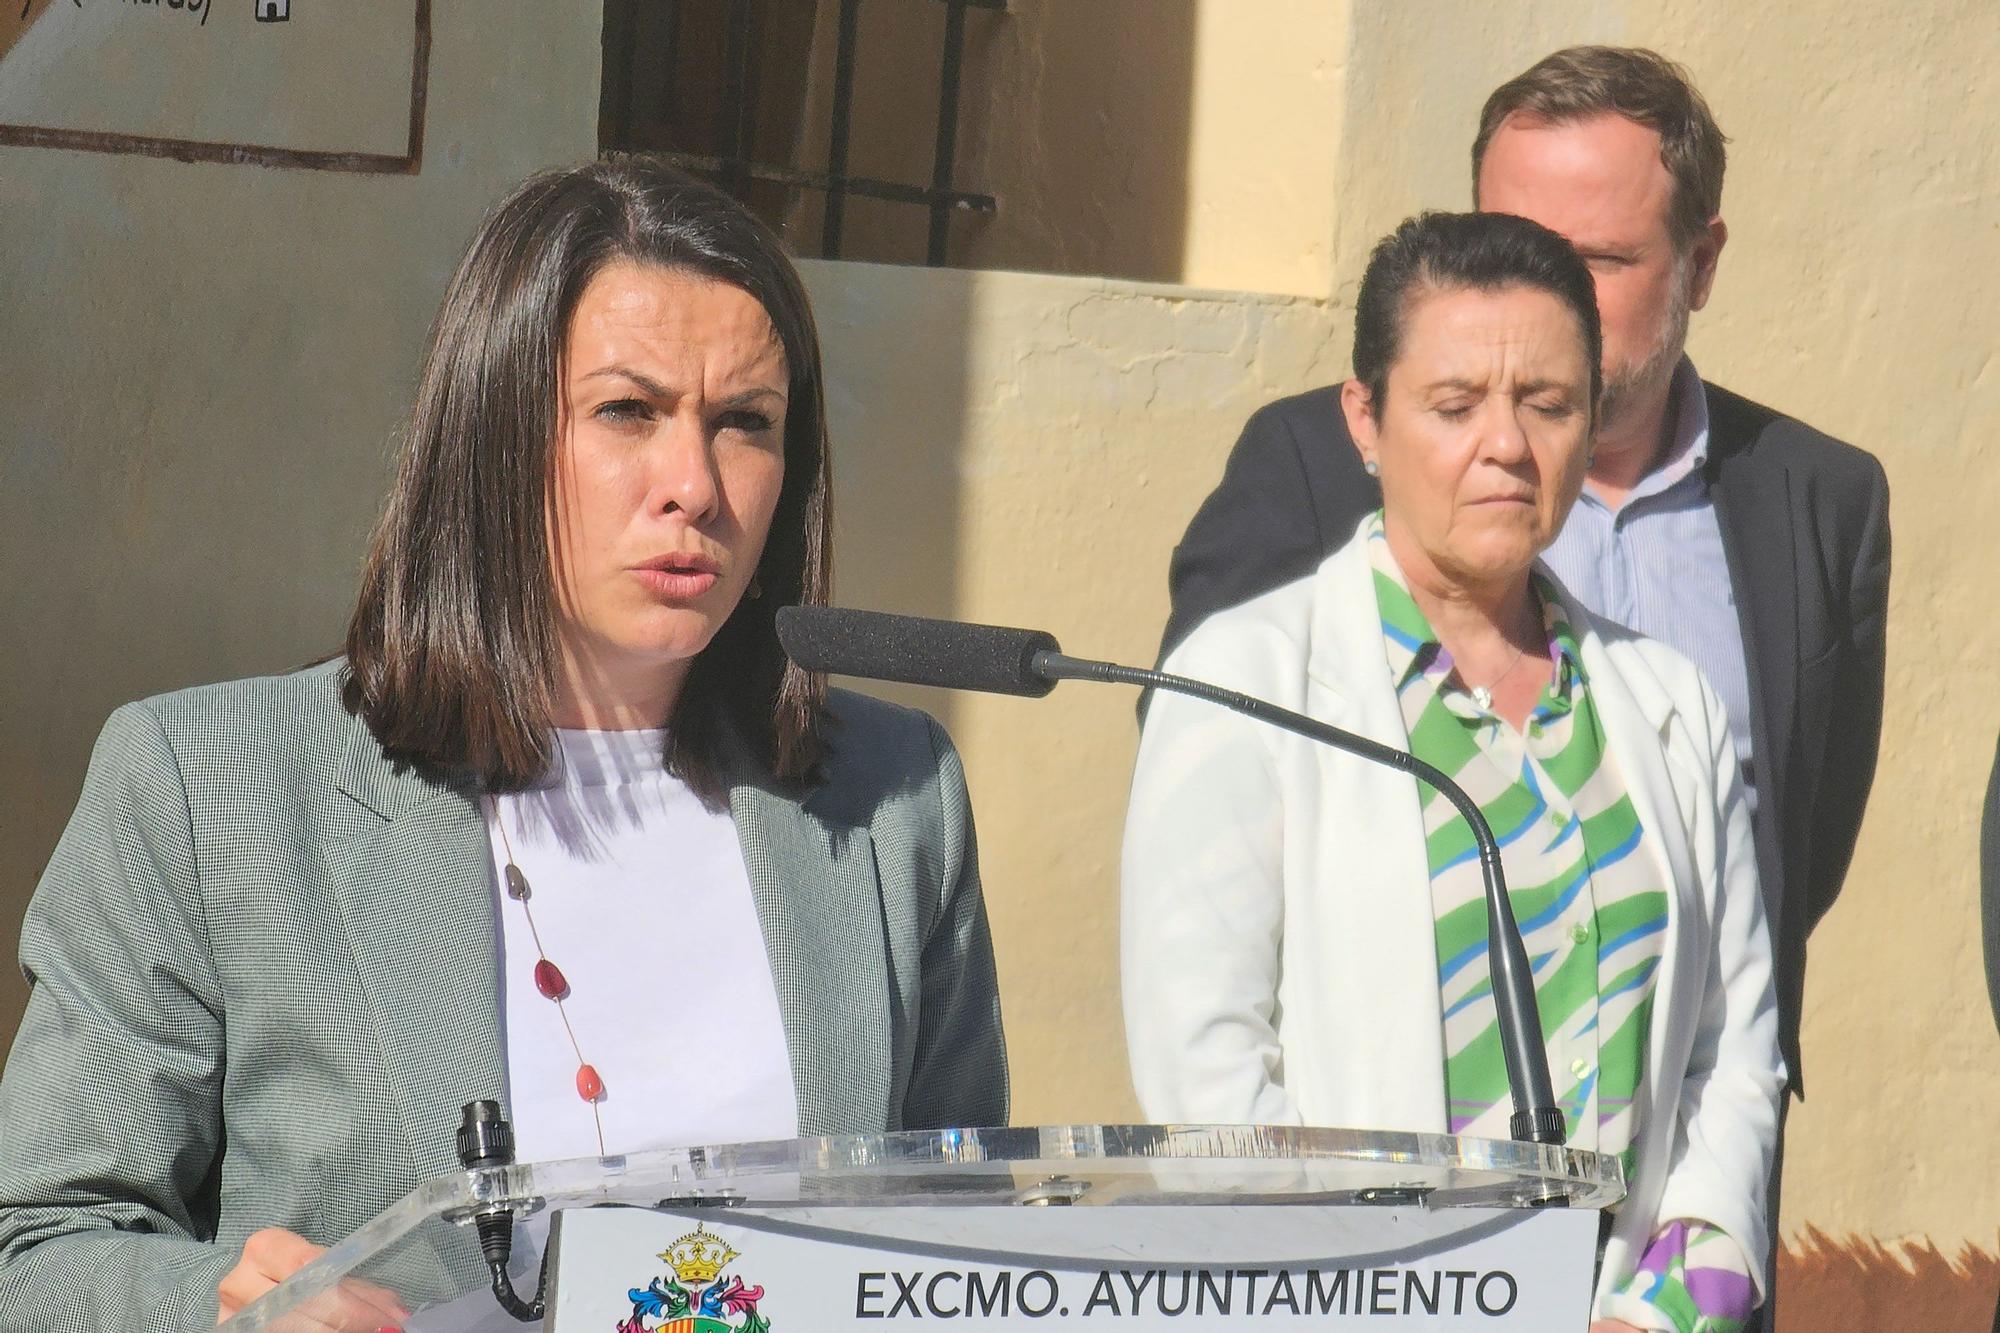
<box><xmin>1541</xmin><ymin>359</ymin><xmax>1757</xmax><ymax>807</ymax></box>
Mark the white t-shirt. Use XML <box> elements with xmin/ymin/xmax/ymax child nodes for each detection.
<box><xmin>483</xmin><ymin>728</ymin><xmax>799</xmax><ymax>1162</ymax></box>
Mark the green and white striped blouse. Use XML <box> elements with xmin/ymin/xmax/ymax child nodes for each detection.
<box><xmin>1367</xmin><ymin>515</ymin><xmax>1756</xmax><ymax>1332</ymax></box>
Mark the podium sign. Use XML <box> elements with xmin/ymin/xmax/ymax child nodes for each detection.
<box><xmin>549</xmin><ymin>1204</ymin><xmax>1599</xmax><ymax>1331</ymax></box>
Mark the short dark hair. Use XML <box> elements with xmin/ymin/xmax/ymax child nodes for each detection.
<box><xmin>1350</xmin><ymin>211</ymin><xmax>1603</xmax><ymax>412</ymax></box>
<box><xmin>1472</xmin><ymin>45</ymin><xmax>1728</xmax><ymax>253</ymax></box>
<box><xmin>344</xmin><ymin>157</ymin><xmax>831</xmax><ymax>800</ymax></box>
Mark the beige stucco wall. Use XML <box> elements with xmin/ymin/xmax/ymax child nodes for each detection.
<box><xmin>1179</xmin><ymin>1</ymin><xmax>1345</xmax><ymax>296</ymax></box>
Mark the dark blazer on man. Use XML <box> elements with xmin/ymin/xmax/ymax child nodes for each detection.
<box><xmin>1157</xmin><ymin>380</ymin><xmax>1890</xmax><ymax>1095</ymax></box>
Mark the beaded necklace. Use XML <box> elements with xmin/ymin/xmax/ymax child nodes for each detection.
<box><xmin>487</xmin><ymin>795</ymin><xmax>607</xmax><ymax>1157</ymax></box>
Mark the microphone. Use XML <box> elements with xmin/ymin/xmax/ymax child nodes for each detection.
<box><xmin>775</xmin><ymin>605</ymin><xmax>1060</xmax><ymax>697</ymax></box>
<box><xmin>777</xmin><ymin>605</ymin><xmax>1566</xmax><ymax>1149</ymax></box>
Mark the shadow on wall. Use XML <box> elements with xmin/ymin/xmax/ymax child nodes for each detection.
<box><xmin>599</xmin><ymin>0</ymin><xmax>821</xmax><ymax>231</ymax></box>
<box><xmin>597</xmin><ymin>0</ymin><xmax>1203</xmax><ymax>280</ymax></box>
<box><xmin>782</xmin><ymin>0</ymin><xmax>1198</xmax><ymax>282</ymax></box>
<box><xmin>1777</xmin><ymin>1229</ymin><xmax>1999</xmax><ymax>1332</ymax></box>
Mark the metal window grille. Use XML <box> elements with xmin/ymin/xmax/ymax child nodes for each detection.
<box><xmin>600</xmin><ymin>0</ymin><xmax>1002</xmax><ymax>266</ymax></box>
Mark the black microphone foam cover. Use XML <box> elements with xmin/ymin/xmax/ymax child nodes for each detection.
<box><xmin>776</xmin><ymin>606</ymin><xmax>1061</xmax><ymax>698</ymax></box>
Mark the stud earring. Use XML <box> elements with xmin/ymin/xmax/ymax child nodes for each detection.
<box><xmin>1363</xmin><ymin>459</ymin><xmax>1380</xmax><ymax>477</ymax></box>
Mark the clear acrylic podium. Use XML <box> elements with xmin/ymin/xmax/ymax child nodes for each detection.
<box><xmin>220</xmin><ymin>1124</ymin><xmax>1624</xmax><ymax>1332</ymax></box>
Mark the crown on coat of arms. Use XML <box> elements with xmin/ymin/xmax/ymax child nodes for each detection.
<box><xmin>661</xmin><ymin>1224</ymin><xmax>740</xmax><ymax>1285</ymax></box>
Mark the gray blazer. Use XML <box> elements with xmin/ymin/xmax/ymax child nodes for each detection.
<box><xmin>0</xmin><ymin>661</ymin><xmax>1007</xmax><ymax>1329</ymax></box>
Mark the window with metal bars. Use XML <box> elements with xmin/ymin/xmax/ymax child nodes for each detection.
<box><xmin>600</xmin><ymin>0</ymin><xmax>1001</xmax><ymax>267</ymax></box>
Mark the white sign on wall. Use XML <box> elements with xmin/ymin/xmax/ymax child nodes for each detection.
<box><xmin>0</xmin><ymin>0</ymin><xmax>426</xmax><ymax>172</ymax></box>
<box><xmin>547</xmin><ymin>1204</ymin><xmax>1600</xmax><ymax>1331</ymax></box>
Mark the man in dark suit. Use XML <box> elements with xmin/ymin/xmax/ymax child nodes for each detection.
<box><xmin>1156</xmin><ymin>47</ymin><xmax>1889</xmax><ymax>1326</ymax></box>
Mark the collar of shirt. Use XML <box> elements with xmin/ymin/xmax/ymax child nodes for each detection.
<box><xmin>1578</xmin><ymin>357</ymin><xmax>1710</xmax><ymax>512</ymax></box>
<box><xmin>1365</xmin><ymin>512</ymin><xmax>1587</xmax><ymax>720</ymax></box>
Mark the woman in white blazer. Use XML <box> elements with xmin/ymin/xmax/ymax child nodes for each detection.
<box><xmin>1124</xmin><ymin>213</ymin><xmax>1783</xmax><ymax>1333</ymax></box>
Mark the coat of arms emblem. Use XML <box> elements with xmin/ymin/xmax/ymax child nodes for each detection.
<box><xmin>618</xmin><ymin>1222</ymin><xmax>770</xmax><ymax>1333</ymax></box>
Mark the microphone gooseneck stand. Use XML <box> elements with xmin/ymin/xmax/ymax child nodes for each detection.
<box><xmin>1039</xmin><ymin>650</ymin><xmax>1568</xmax><ymax>1148</ymax></box>
<box><xmin>769</xmin><ymin>603</ymin><xmax>1569</xmax><ymax>1151</ymax></box>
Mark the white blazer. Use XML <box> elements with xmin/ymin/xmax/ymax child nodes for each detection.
<box><xmin>1122</xmin><ymin>517</ymin><xmax>1785</xmax><ymax>1312</ymax></box>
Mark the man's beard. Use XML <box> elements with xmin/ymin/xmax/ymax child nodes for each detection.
<box><xmin>1598</xmin><ymin>250</ymin><xmax>1694</xmax><ymax>434</ymax></box>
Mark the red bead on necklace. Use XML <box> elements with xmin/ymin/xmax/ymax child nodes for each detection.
<box><xmin>489</xmin><ymin>798</ymin><xmax>608</xmax><ymax>1155</ymax></box>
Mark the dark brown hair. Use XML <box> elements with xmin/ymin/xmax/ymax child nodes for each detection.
<box><xmin>344</xmin><ymin>158</ymin><xmax>831</xmax><ymax>799</ymax></box>
<box><xmin>1472</xmin><ymin>46</ymin><xmax>1729</xmax><ymax>252</ymax></box>
<box><xmin>1351</xmin><ymin>211</ymin><xmax>1603</xmax><ymax>413</ymax></box>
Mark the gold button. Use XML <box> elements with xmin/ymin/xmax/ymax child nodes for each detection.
<box><xmin>1570</xmin><ymin>1058</ymin><xmax>1590</xmax><ymax>1079</ymax></box>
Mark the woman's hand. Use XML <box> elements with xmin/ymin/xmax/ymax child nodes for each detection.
<box><xmin>219</xmin><ymin>1227</ymin><xmax>323</xmax><ymax>1322</ymax></box>
<box><xmin>217</xmin><ymin>1227</ymin><xmax>408</xmax><ymax>1330</ymax></box>
<box><xmin>1588</xmin><ymin>1321</ymin><xmax>1648</xmax><ymax>1333</ymax></box>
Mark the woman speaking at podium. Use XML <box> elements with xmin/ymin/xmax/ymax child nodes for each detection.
<box><xmin>0</xmin><ymin>160</ymin><xmax>1007</xmax><ymax>1328</ymax></box>
<box><xmin>1123</xmin><ymin>212</ymin><xmax>1783</xmax><ymax>1331</ymax></box>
